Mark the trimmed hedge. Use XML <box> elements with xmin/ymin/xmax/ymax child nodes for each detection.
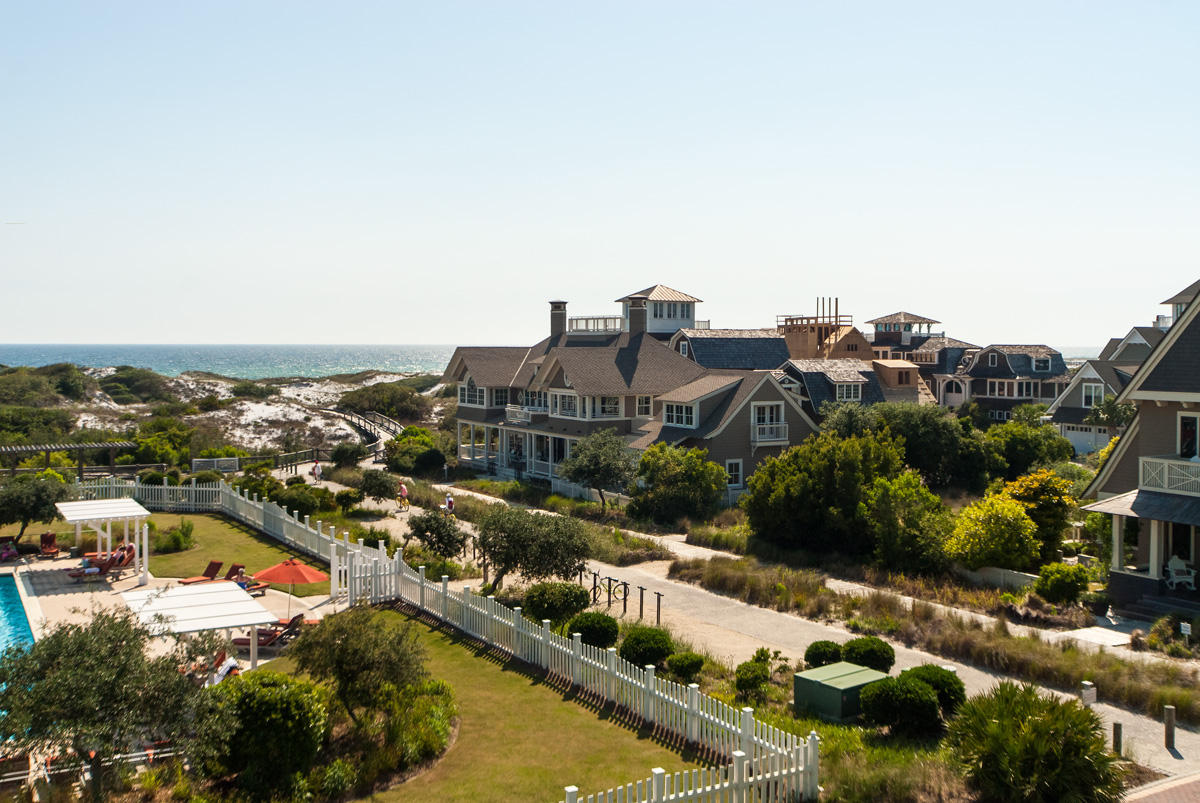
<box><xmin>899</xmin><ymin>664</ymin><xmax>966</xmax><ymax>719</ymax></box>
<box><xmin>842</xmin><ymin>636</ymin><xmax>895</xmax><ymax>673</ymax></box>
<box><xmin>804</xmin><ymin>640</ymin><xmax>843</xmax><ymax>669</ymax></box>
<box><xmin>523</xmin><ymin>582</ymin><xmax>590</xmax><ymax>626</ymax></box>
<box><xmin>666</xmin><ymin>652</ymin><xmax>704</xmax><ymax>683</ymax></box>
<box><xmin>567</xmin><ymin>611</ymin><xmax>619</xmax><ymax>649</ymax></box>
<box><xmin>860</xmin><ymin>676</ymin><xmax>941</xmax><ymax>737</ymax></box>
<box><xmin>619</xmin><ymin>626</ymin><xmax>674</xmax><ymax>668</ymax></box>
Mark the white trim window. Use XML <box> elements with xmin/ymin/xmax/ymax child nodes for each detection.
<box><xmin>679</xmin><ymin>341</ymin><xmax>689</xmax><ymax>357</ymax></box>
<box><xmin>551</xmin><ymin>392</ymin><xmax>579</xmax><ymax>418</ymax></box>
<box><xmin>596</xmin><ymin>396</ymin><xmax>621</xmax><ymax>418</ymax></box>
<box><xmin>726</xmin><ymin>459</ymin><xmax>743</xmax><ymax>489</ymax></box>
<box><xmin>1016</xmin><ymin>381</ymin><xmax>1038</xmax><ymax>398</ymax></box>
<box><xmin>521</xmin><ymin>390</ymin><xmax>548</xmax><ymax>410</ymax></box>
<box><xmin>652</xmin><ymin>302</ymin><xmax>665</xmax><ymax>319</ymax></box>
<box><xmin>459</xmin><ymin>378</ymin><xmax>485</xmax><ymax>406</ymax></box>
<box><xmin>988</xmin><ymin>353</ymin><xmax>999</xmax><ymax>367</ymax></box>
<box><xmin>1033</xmin><ymin>358</ymin><xmax>1051</xmax><ymax>372</ymax></box>
<box><xmin>1082</xmin><ymin>383</ymin><xmax>1105</xmax><ymax>408</ymax></box>
<box><xmin>636</xmin><ymin>395</ymin><xmax>652</xmax><ymax>416</ymax></box>
<box><xmin>987</xmin><ymin>380</ymin><xmax>1014</xmax><ymax>397</ymax></box>
<box><xmin>490</xmin><ymin>388</ymin><xmax>509</xmax><ymax>407</ymax></box>
<box><xmin>835</xmin><ymin>383</ymin><xmax>862</xmax><ymax>402</ymax></box>
<box><xmin>664</xmin><ymin>403</ymin><xmax>695</xmax><ymax>427</ymax></box>
<box><xmin>1180</xmin><ymin>413</ymin><xmax>1199</xmax><ymax>459</ymax></box>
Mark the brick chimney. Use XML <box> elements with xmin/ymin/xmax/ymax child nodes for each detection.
<box><xmin>550</xmin><ymin>300</ymin><xmax>567</xmax><ymax>337</ymax></box>
<box><xmin>628</xmin><ymin>295</ymin><xmax>648</xmax><ymax>335</ymax></box>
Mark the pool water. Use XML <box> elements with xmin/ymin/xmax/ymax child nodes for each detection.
<box><xmin>0</xmin><ymin>576</ymin><xmax>34</xmax><ymax>652</ymax></box>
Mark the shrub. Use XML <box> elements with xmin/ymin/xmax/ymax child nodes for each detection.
<box><xmin>946</xmin><ymin>494</ymin><xmax>1039</xmax><ymax>571</ymax></box>
<box><xmin>860</xmin><ymin>676</ymin><xmax>942</xmax><ymax>737</ymax></box>
<box><xmin>230</xmin><ymin>381</ymin><xmax>275</xmax><ymax>399</ymax></box>
<box><xmin>947</xmin><ymin>681</ymin><xmax>1125</xmax><ymax>802</ymax></box>
<box><xmin>523</xmin><ymin>582</ymin><xmax>590</xmax><ymax>626</ymax></box>
<box><xmin>1034</xmin><ymin>562</ymin><xmax>1091</xmax><ymax>605</ymax></box>
<box><xmin>189</xmin><ymin>469</ymin><xmax>224</xmax><ymax>484</ymax></box>
<box><xmin>734</xmin><ymin>657</ymin><xmax>770</xmax><ymax>702</ymax></box>
<box><xmin>331</xmin><ymin>442</ymin><xmax>368</xmax><ymax>468</ymax></box>
<box><xmin>619</xmin><ymin>625</ymin><xmax>674</xmax><ymax>668</ymax></box>
<box><xmin>335</xmin><ymin>488</ymin><xmax>364</xmax><ymax>514</ymax></box>
<box><xmin>567</xmin><ymin>611</ymin><xmax>619</xmax><ymax>649</ymax></box>
<box><xmin>285</xmin><ymin>474</ymin><xmax>307</xmax><ymax>487</ymax></box>
<box><xmin>804</xmin><ymin>640</ymin><xmax>843</xmax><ymax>669</ymax></box>
<box><xmin>842</xmin><ymin>636</ymin><xmax>895</xmax><ymax>673</ymax></box>
<box><xmin>666</xmin><ymin>651</ymin><xmax>705</xmax><ymax>683</ymax></box>
<box><xmin>898</xmin><ymin>664</ymin><xmax>966</xmax><ymax>718</ymax></box>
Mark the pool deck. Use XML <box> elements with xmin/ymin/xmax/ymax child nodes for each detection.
<box><xmin>2</xmin><ymin>555</ymin><xmax>336</xmax><ymax>665</ymax></box>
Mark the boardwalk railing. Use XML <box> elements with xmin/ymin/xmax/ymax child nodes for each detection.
<box><xmin>70</xmin><ymin>476</ymin><xmax>820</xmax><ymax>800</ymax></box>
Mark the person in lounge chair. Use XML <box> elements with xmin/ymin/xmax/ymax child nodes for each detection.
<box><xmin>0</xmin><ymin>542</ymin><xmax>19</xmax><ymax>563</ymax></box>
<box><xmin>233</xmin><ymin>568</ymin><xmax>255</xmax><ymax>590</ymax></box>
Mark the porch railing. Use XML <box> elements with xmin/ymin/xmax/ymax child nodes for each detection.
<box><xmin>1141</xmin><ymin>455</ymin><xmax>1200</xmax><ymax>497</ymax></box>
<box><xmin>505</xmin><ymin>405</ymin><xmax>532</xmax><ymax>424</ymax></box>
<box><xmin>752</xmin><ymin>423</ymin><xmax>788</xmax><ymax>444</ymax></box>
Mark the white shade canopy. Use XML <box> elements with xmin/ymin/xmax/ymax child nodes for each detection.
<box><xmin>56</xmin><ymin>498</ymin><xmax>150</xmax><ymax>523</ymax></box>
<box><xmin>122</xmin><ymin>581</ymin><xmax>277</xmax><ymax>635</ymax></box>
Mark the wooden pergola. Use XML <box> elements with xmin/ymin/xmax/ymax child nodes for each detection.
<box><xmin>0</xmin><ymin>441</ymin><xmax>136</xmax><ymax>480</ymax></box>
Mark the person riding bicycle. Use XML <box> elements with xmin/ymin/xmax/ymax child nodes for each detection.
<box><xmin>443</xmin><ymin>493</ymin><xmax>455</xmax><ymax>517</ymax></box>
<box><xmin>397</xmin><ymin>482</ymin><xmax>409</xmax><ymax>508</ymax></box>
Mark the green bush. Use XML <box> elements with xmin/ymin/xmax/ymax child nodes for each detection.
<box><xmin>1034</xmin><ymin>562</ymin><xmax>1091</xmax><ymax>605</ymax></box>
<box><xmin>230</xmin><ymin>381</ymin><xmax>275</xmax><ymax>399</ymax></box>
<box><xmin>804</xmin><ymin>640</ymin><xmax>843</xmax><ymax>669</ymax></box>
<box><xmin>734</xmin><ymin>657</ymin><xmax>770</xmax><ymax>702</ymax></box>
<box><xmin>331</xmin><ymin>442</ymin><xmax>368</xmax><ymax>468</ymax></box>
<box><xmin>336</xmin><ymin>488</ymin><xmax>364</xmax><ymax>513</ymax></box>
<box><xmin>153</xmin><ymin>519</ymin><xmax>195</xmax><ymax>554</ymax></box>
<box><xmin>567</xmin><ymin>611</ymin><xmax>619</xmax><ymax>649</ymax></box>
<box><xmin>666</xmin><ymin>651</ymin><xmax>705</xmax><ymax>683</ymax></box>
<box><xmin>899</xmin><ymin>664</ymin><xmax>966</xmax><ymax>718</ymax></box>
<box><xmin>316</xmin><ymin>757</ymin><xmax>358</xmax><ymax>799</ymax></box>
<box><xmin>842</xmin><ymin>636</ymin><xmax>895</xmax><ymax>673</ymax></box>
<box><xmin>523</xmin><ymin>582</ymin><xmax>590</xmax><ymax>626</ymax></box>
<box><xmin>947</xmin><ymin>681</ymin><xmax>1125</xmax><ymax>802</ymax></box>
<box><xmin>188</xmin><ymin>470</ymin><xmax>224</xmax><ymax>484</ymax></box>
<box><xmin>619</xmin><ymin>625</ymin><xmax>674</xmax><ymax>668</ymax></box>
<box><xmin>860</xmin><ymin>676</ymin><xmax>942</xmax><ymax>736</ymax></box>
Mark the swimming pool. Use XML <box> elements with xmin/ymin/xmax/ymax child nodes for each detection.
<box><xmin>0</xmin><ymin>576</ymin><xmax>34</xmax><ymax>652</ymax></box>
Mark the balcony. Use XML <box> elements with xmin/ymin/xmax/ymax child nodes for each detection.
<box><xmin>752</xmin><ymin>422</ymin><xmax>789</xmax><ymax>445</ymax></box>
<box><xmin>568</xmin><ymin>315</ymin><xmax>624</xmax><ymax>334</ymax></box>
<box><xmin>1141</xmin><ymin>456</ymin><xmax>1200</xmax><ymax>497</ymax></box>
<box><xmin>505</xmin><ymin>405</ymin><xmax>531</xmax><ymax>424</ymax></box>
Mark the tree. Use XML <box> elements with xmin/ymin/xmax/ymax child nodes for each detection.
<box><xmin>1011</xmin><ymin>403</ymin><xmax>1049</xmax><ymax>427</ymax></box>
<box><xmin>1001</xmin><ymin>469</ymin><xmax>1074</xmax><ymax>566</ymax></box>
<box><xmin>475</xmin><ymin>505</ymin><xmax>589</xmax><ymax>589</ymax></box>
<box><xmin>384</xmin><ymin>426</ymin><xmax>447</xmax><ymax>475</ymax></box>
<box><xmin>947</xmin><ymin>682</ymin><xmax>1125</xmax><ymax>802</ymax></box>
<box><xmin>740</xmin><ymin>430</ymin><xmax>904</xmax><ymax>555</ymax></box>
<box><xmin>360</xmin><ymin>468</ymin><xmax>399</xmax><ymax>504</ymax></box>
<box><xmin>557</xmin><ymin>428</ymin><xmax>636</xmax><ymax>508</ymax></box>
<box><xmin>1084</xmin><ymin>394</ymin><xmax>1136</xmax><ymax>430</ymax></box>
<box><xmin>818</xmin><ymin>401</ymin><xmax>879</xmax><ymax>439</ymax></box>
<box><xmin>864</xmin><ymin>469</ymin><xmax>953</xmax><ymax>574</ymax></box>
<box><xmin>628</xmin><ymin>443</ymin><xmax>727</xmax><ymax>525</ymax></box>
<box><xmin>288</xmin><ymin>606</ymin><xmax>426</xmax><ymax>726</ymax></box>
<box><xmin>475</xmin><ymin>504</ymin><xmax>535</xmax><ymax>589</ymax></box>
<box><xmin>948</xmin><ymin>427</ymin><xmax>1007</xmax><ymax>493</ymax></box>
<box><xmin>331</xmin><ymin>441</ymin><xmax>368</xmax><ymax>468</ymax></box>
<box><xmin>985</xmin><ymin>420</ymin><xmax>1073</xmax><ymax>480</ymax></box>
<box><xmin>0</xmin><ymin>470</ymin><xmax>69</xmax><ymax>541</ymax></box>
<box><xmin>335</xmin><ymin>487</ymin><xmax>363</xmax><ymax>514</ymax></box>
<box><xmin>408</xmin><ymin>508</ymin><xmax>467</xmax><ymax>561</ymax></box>
<box><xmin>0</xmin><ymin>610</ymin><xmax>218</xmax><ymax>801</ymax></box>
<box><xmin>873</xmin><ymin>402</ymin><xmax>967</xmax><ymax>488</ymax></box>
<box><xmin>946</xmin><ymin>494</ymin><xmax>1039</xmax><ymax>571</ymax></box>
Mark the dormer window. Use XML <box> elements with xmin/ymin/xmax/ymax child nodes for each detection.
<box><xmin>988</xmin><ymin>353</ymin><xmax>999</xmax><ymax>367</ymax></box>
<box><xmin>679</xmin><ymin>341</ymin><xmax>689</xmax><ymax>357</ymax></box>
<box><xmin>835</xmin><ymin>383</ymin><xmax>862</xmax><ymax>402</ymax></box>
<box><xmin>1033</xmin><ymin>358</ymin><xmax>1050</xmax><ymax>372</ymax></box>
<box><xmin>664</xmin><ymin>403</ymin><xmax>695</xmax><ymax>427</ymax></box>
<box><xmin>1082</xmin><ymin>383</ymin><xmax>1104</xmax><ymax>408</ymax></box>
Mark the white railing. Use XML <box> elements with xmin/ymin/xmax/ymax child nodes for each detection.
<box><xmin>752</xmin><ymin>423</ymin><xmax>788</xmax><ymax>444</ymax></box>
<box><xmin>505</xmin><ymin>405</ymin><xmax>532</xmax><ymax>424</ymax></box>
<box><xmin>568</xmin><ymin>316</ymin><xmax>625</xmax><ymax>333</ymax></box>
<box><xmin>693</xmin><ymin>320</ymin><xmax>711</xmax><ymax>329</ymax></box>
<box><xmin>1141</xmin><ymin>456</ymin><xmax>1200</xmax><ymax>497</ymax></box>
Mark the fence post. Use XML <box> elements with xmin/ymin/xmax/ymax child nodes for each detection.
<box><xmin>651</xmin><ymin>767</ymin><xmax>666</xmax><ymax>803</ymax></box>
<box><xmin>732</xmin><ymin>750</ymin><xmax>747</xmax><ymax>803</ymax></box>
<box><xmin>740</xmin><ymin>707</ymin><xmax>755</xmax><ymax>758</ymax></box>
<box><xmin>463</xmin><ymin>586</ymin><xmax>473</xmax><ymax>637</ymax></box>
<box><xmin>418</xmin><ymin>566</ymin><xmax>426</xmax><ymax>611</ymax></box>
<box><xmin>441</xmin><ymin>576</ymin><xmax>449</xmax><ymax>620</ymax></box>
<box><xmin>571</xmin><ymin>633</ymin><xmax>583</xmax><ymax>688</ymax></box>
<box><xmin>1165</xmin><ymin>705</ymin><xmax>1177</xmax><ymax>750</ymax></box>
<box><xmin>513</xmin><ymin>608</ymin><xmax>524</xmax><ymax>662</ymax></box>
<box><xmin>542</xmin><ymin>620</ymin><xmax>552</xmax><ymax>670</ymax></box>
<box><xmin>643</xmin><ymin>665</ymin><xmax>656</xmax><ymax>725</ymax></box>
<box><xmin>687</xmin><ymin>683</ymin><xmax>700</xmax><ymax>744</ymax></box>
<box><xmin>329</xmin><ymin>542</ymin><xmax>339</xmax><ymax>599</ymax></box>
<box><xmin>606</xmin><ymin>647</ymin><xmax>617</xmax><ymax>704</ymax></box>
<box><xmin>805</xmin><ymin>731</ymin><xmax>820</xmax><ymax>800</ymax></box>
<box><xmin>486</xmin><ymin>595</ymin><xmax>497</xmax><ymax>645</ymax></box>
<box><xmin>563</xmin><ymin>786</ymin><xmax>578</xmax><ymax>803</ymax></box>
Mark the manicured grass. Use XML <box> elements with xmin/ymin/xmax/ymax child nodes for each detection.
<box><xmin>146</xmin><ymin>514</ymin><xmax>330</xmax><ymax>596</ymax></box>
<box><xmin>364</xmin><ymin>613</ymin><xmax>703</xmax><ymax>802</ymax></box>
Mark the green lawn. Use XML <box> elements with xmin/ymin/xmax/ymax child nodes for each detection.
<box><xmin>359</xmin><ymin>614</ymin><xmax>703</xmax><ymax>802</ymax></box>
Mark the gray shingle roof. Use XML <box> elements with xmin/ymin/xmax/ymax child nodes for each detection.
<box><xmin>541</xmin><ymin>332</ymin><xmax>707</xmax><ymax>395</ymax></box>
<box><xmin>782</xmin><ymin>360</ymin><xmax>887</xmax><ymax>413</ymax></box>
<box><xmin>1098</xmin><ymin>337</ymin><xmax>1123</xmax><ymax>361</ymax></box>
<box><xmin>1162</xmin><ymin>279</ymin><xmax>1200</xmax><ymax>306</ymax></box>
<box><xmin>682</xmin><ymin>332</ymin><xmax>791</xmax><ymax>370</ymax></box>
<box><xmin>657</xmin><ymin>375</ymin><xmax>743</xmax><ymax>403</ymax></box>
<box><xmin>1139</xmin><ymin>315</ymin><xmax>1200</xmax><ymax>394</ymax></box>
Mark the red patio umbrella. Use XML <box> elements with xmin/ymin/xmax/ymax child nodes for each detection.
<box><xmin>253</xmin><ymin>558</ymin><xmax>329</xmax><ymax>618</ymax></box>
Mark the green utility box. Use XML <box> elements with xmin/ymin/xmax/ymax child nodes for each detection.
<box><xmin>793</xmin><ymin>661</ymin><xmax>888</xmax><ymax>722</ymax></box>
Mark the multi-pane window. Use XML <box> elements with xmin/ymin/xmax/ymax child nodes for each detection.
<box><xmin>988</xmin><ymin>380</ymin><xmax>1013</xmax><ymax>397</ymax></box>
<box><xmin>1016</xmin><ymin>381</ymin><xmax>1038</xmax><ymax>398</ymax></box>
<box><xmin>835</xmin><ymin>383</ymin><xmax>862</xmax><ymax>402</ymax></box>
<box><xmin>845</xmin><ymin>343</ymin><xmax>858</xmax><ymax>352</ymax></box>
<box><xmin>726</xmin><ymin>459</ymin><xmax>743</xmax><ymax>488</ymax></box>
<box><xmin>521</xmin><ymin>390</ymin><xmax>548</xmax><ymax>410</ymax></box>
<box><xmin>897</xmin><ymin>371</ymin><xmax>911</xmax><ymax>385</ymax></box>
<box><xmin>652</xmin><ymin>302</ymin><xmax>664</xmax><ymax>319</ymax></box>
<box><xmin>636</xmin><ymin>396</ymin><xmax>652</xmax><ymax>416</ymax></box>
<box><xmin>552</xmin><ymin>393</ymin><xmax>578</xmax><ymax>418</ymax></box>
<box><xmin>679</xmin><ymin>341</ymin><xmax>689</xmax><ymax>357</ymax></box>
<box><xmin>491</xmin><ymin>388</ymin><xmax>508</xmax><ymax>407</ymax></box>
<box><xmin>664</xmin><ymin>403</ymin><xmax>695</xmax><ymax>427</ymax></box>
<box><xmin>459</xmin><ymin>378</ymin><xmax>485</xmax><ymax>405</ymax></box>
<box><xmin>597</xmin><ymin>396</ymin><xmax>620</xmax><ymax>417</ymax></box>
<box><xmin>1033</xmin><ymin>358</ymin><xmax>1051</xmax><ymax>372</ymax></box>
<box><xmin>1082</xmin><ymin>383</ymin><xmax>1104</xmax><ymax>408</ymax></box>
<box><xmin>988</xmin><ymin>353</ymin><xmax>999</xmax><ymax>367</ymax></box>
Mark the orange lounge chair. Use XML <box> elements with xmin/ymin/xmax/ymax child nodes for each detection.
<box><xmin>232</xmin><ymin>615</ymin><xmax>304</xmax><ymax>652</ymax></box>
<box><xmin>179</xmin><ymin>561</ymin><xmax>223</xmax><ymax>585</ymax></box>
<box><xmin>243</xmin><ymin>582</ymin><xmax>269</xmax><ymax>597</ymax></box>
<box><xmin>68</xmin><ymin>554</ymin><xmax>118</xmax><ymax>582</ymax></box>
<box><xmin>39</xmin><ymin>533</ymin><xmax>60</xmax><ymax>559</ymax></box>
<box><xmin>217</xmin><ymin>563</ymin><xmax>246</xmax><ymax>582</ymax></box>
<box><xmin>107</xmin><ymin>547</ymin><xmax>137</xmax><ymax>579</ymax></box>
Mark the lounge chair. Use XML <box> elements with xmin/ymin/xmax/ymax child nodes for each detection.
<box><xmin>1166</xmin><ymin>555</ymin><xmax>1197</xmax><ymax>592</ymax></box>
<box><xmin>39</xmin><ymin>533</ymin><xmax>60</xmax><ymax>559</ymax></box>
<box><xmin>107</xmin><ymin>547</ymin><xmax>137</xmax><ymax>579</ymax></box>
<box><xmin>179</xmin><ymin>561</ymin><xmax>223</xmax><ymax>585</ymax></box>
<box><xmin>232</xmin><ymin>614</ymin><xmax>304</xmax><ymax>652</ymax></box>
<box><xmin>243</xmin><ymin>582</ymin><xmax>269</xmax><ymax>597</ymax></box>
<box><xmin>68</xmin><ymin>554</ymin><xmax>118</xmax><ymax>582</ymax></box>
<box><xmin>217</xmin><ymin>563</ymin><xmax>246</xmax><ymax>582</ymax></box>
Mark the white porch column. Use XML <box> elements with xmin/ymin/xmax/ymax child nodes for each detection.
<box><xmin>1150</xmin><ymin>520</ymin><xmax>1163</xmax><ymax>579</ymax></box>
<box><xmin>1111</xmin><ymin>515</ymin><xmax>1123</xmax><ymax>572</ymax></box>
<box><xmin>140</xmin><ymin>524</ymin><xmax>149</xmax><ymax>586</ymax></box>
<box><xmin>470</xmin><ymin>424</ymin><xmax>477</xmax><ymax>461</ymax></box>
<box><xmin>249</xmin><ymin>626</ymin><xmax>259</xmax><ymax>670</ymax></box>
<box><xmin>105</xmin><ymin>521</ymin><xmax>112</xmax><ymax>556</ymax></box>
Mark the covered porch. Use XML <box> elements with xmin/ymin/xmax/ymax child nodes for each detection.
<box><xmin>456</xmin><ymin>422</ymin><xmax>574</xmax><ymax>481</ymax></box>
<box><xmin>1084</xmin><ymin>489</ymin><xmax>1200</xmax><ymax>604</ymax></box>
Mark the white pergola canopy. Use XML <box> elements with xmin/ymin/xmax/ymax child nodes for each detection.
<box><xmin>55</xmin><ymin>498</ymin><xmax>152</xmax><ymax>584</ymax></box>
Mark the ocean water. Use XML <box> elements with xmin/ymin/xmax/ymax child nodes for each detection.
<box><xmin>0</xmin><ymin>344</ymin><xmax>456</xmax><ymax>380</ymax></box>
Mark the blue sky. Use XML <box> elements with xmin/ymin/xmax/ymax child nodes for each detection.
<box><xmin>2</xmin><ymin>2</ymin><xmax>1197</xmax><ymax>350</ymax></box>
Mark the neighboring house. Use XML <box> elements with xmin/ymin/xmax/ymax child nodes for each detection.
<box><xmin>775</xmin><ymin>299</ymin><xmax>874</xmax><ymax>361</ymax></box>
<box><xmin>1045</xmin><ymin>360</ymin><xmax>1139</xmax><ymax>454</ymax></box>
<box><xmin>1097</xmin><ymin>327</ymin><xmax>1166</xmax><ymax>363</ymax></box>
<box><xmin>775</xmin><ymin>358</ymin><xmax>925</xmax><ymax>418</ymax></box>
<box><xmin>1083</xmin><ymin>283</ymin><xmax>1200</xmax><ymax>606</ymax></box>
<box><xmin>443</xmin><ymin>289</ymin><xmax>817</xmax><ymax>501</ymax></box>
<box><xmin>906</xmin><ymin>336</ymin><xmax>979</xmax><ymax>401</ymax></box>
<box><xmin>933</xmin><ymin>345</ymin><xmax>1069</xmax><ymax>420</ymax></box>
<box><xmin>865</xmin><ymin>312</ymin><xmax>944</xmax><ymax>359</ymax></box>
<box><xmin>615</xmin><ymin>285</ymin><xmax>708</xmax><ymax>340</ymax></box>
<box><xmin>668</xmin><ymin>328</ymin><xmax>791</xmax><ymax>369</ymax></box>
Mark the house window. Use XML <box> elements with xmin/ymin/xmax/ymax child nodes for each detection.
<box><xmin>726</xmin><ymin>459</ymin><xmax>743</xmax><ymax>489</ymax></box>
<box><xmin>683</xmin><ymin>303</ymin><xmax>692</xmax><ymax>318</ymax></box>
<box><xmin>552</xmin><ymin>393</ymin><xmax>578</xmax><ymax>418</ymax></box>
<box><xmin>835</xmin><ymin>383</ymin><xmax>862</xmax><ymax>402</ymax></box>
<box><xmin>459</xmin><ymin>378</ymin><xmax>485</xmax><ymax>406</ymax></box>
<box><xmin>652</xmin><ymin>302</ymin><xmax>664</xmax><ymax>319</ymax></box>
<box><xmin>1082</xmin><ymin>383</ymin><xmax>1104</xmax><ymax>408</ymax></box>
<box><xmin>897</xmin><ymin>371</ymin><xmax>911</xmax><ymax>385</ymax></box>
<box><xmin>636</xmin><ymin>395</ymin><xmax>652</xmax><ymax>416</ymax></box>
<box><xmin>1033</xmin><ymin>358</ymin><xmax>1050</xmax><ymax>372</ymax></box>
<box><xmin>1016</xmin><ymin>381</ymin><xmax>1038</xmax><ymax>398</ymax></box>
<box><xmin>521</xmin><ymin>390</ymin><xmax>548</xmax><ymax>410</ymax></box>
<box><xmin>664</xmin><ymin>403</ymin><xmax>695</xmax><ymax>427</ymax></box>
<box><xmin>988</xmin><ymin>353</ymin><xmax>999</xmax><ymax>367</ymax></box>
<box><xmin>597</xmin><ymin>396</ymin><xmax>620</xmax><ymax>417</ymax></box>
<box><xmin>667</xmin><ymin>302</ymin><xmax>679</xmax><ymax>319</ymax></box>
<box><xmin>988</xmin><ymin>380</ymin><xmax>1013</xmax><ymax>397</ymax></box>
<box><xmin>679</xmin><ymin>341</ymin><xmax>689</xmax><ymax>357</ymax></box>
<box><xmin>1180</xmin><ymin>414</ymin><xmax>1199</xmax><ymax>459</ymax></box>
<box><xmin>491</xmin><ymin>388</ymin><xmax>508</xmax><ymax>407</ymax></box>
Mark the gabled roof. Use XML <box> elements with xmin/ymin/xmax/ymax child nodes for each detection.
<box><xmin>1097</xmin><ymin>337</ymin><xmax>1123</xmax><ymax>361</ymax></box>
<box><xmin>657</xmin><ymin>374</ymin><xmax>743</xmax><ymax>403</ymax></box>
<box><xmin>443</xmin><ymin>346</ymin><xmax>533</xmax><ymax>386</ymax></box>
<box><xmin>1046</xmin><ymin>359</ymin><xmax>1138</xmax><ymax>418</ymax></box>
<box><xmin>532</xmin><ymin>332</ymin><xmax>706</xmax><ymax>395</ymax></box>
<box><xmin>781</xmin><ymin>359</ymin><xmax>888</xmax><ymax>411</ymax></box>
<box><xmin>1162</xmin><ymin>279</ymin><xmax>1200</xmax><ymax>306</ymax></box>
<box><xmin>785</xmin><ymin>359</ymin><xmax>874</xmax><ymax>382</ymax></box>
<box><xmin>1126</xmin><ymin>297</ymin><xmax>1200</xmax><ymax>399</ymax></box>
<box><xmin>615</xmin><ymin>285</ymin><xmax>702</xmax><ymax>303</ymax></box>
<box><xmin>865</xmin><ymin>311</ymin><xmax>940</xmax><ymax>326</ymax></box>
<box><xmin>674</xmin><ymin>329</ymin><xmax>791</xmax><ymax>370</ymax></box>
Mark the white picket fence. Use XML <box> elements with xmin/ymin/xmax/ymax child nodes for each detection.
<box><xmin>69</xmin><ymin>477</ymin><xmax>821</xmax><ymax>800</ymax></box>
